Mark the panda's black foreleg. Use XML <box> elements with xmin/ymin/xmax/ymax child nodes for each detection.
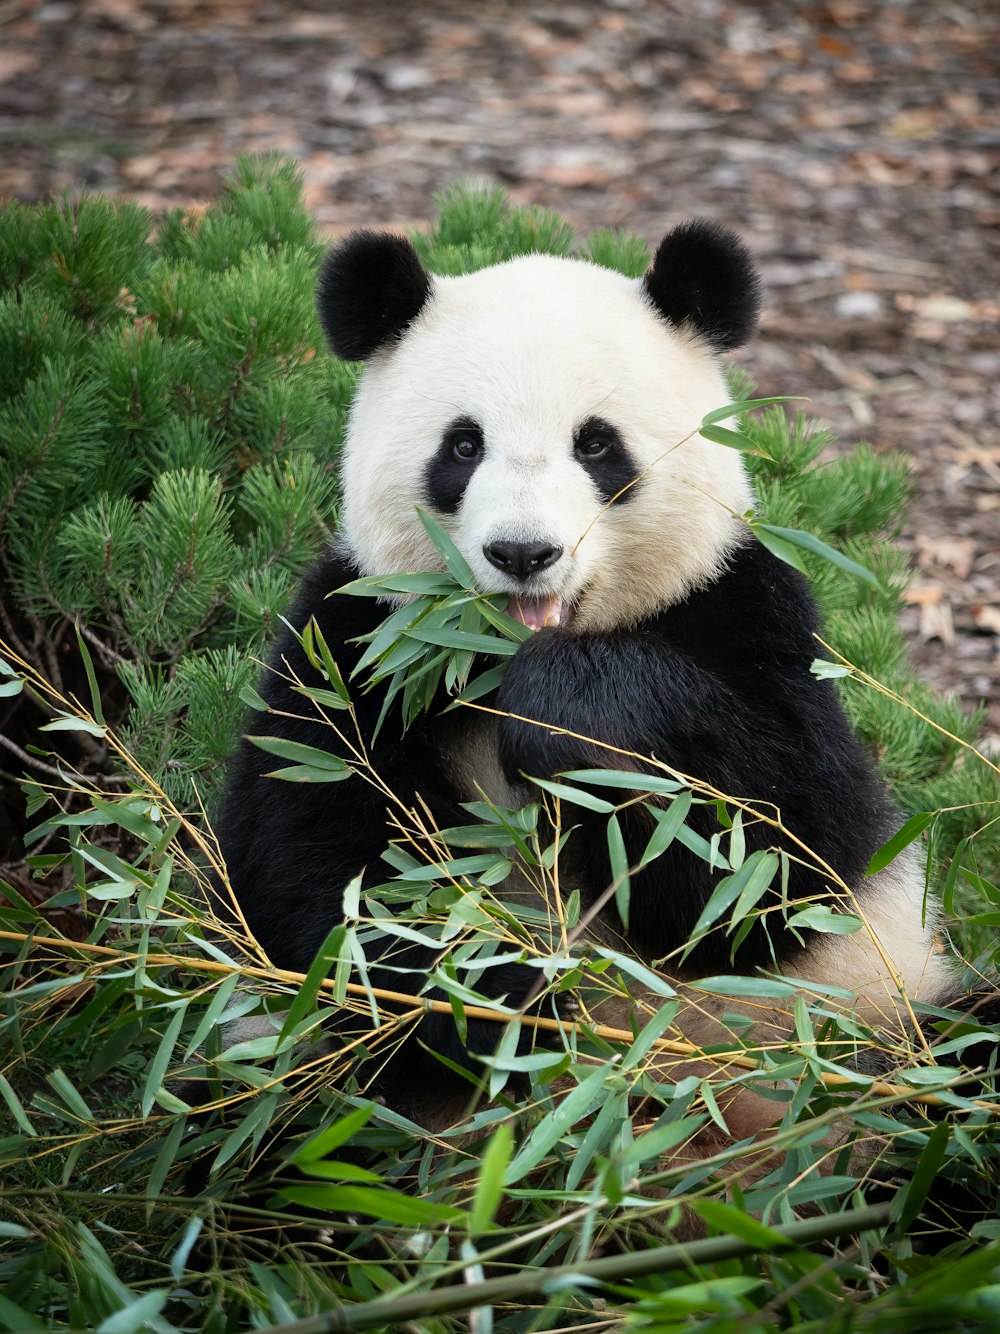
<box><xmin>494</xmin><ymin>626</ymin><xmax>730</xmax><ymax>782</ymax></box>
<box><xmin>492</xmin><ymin>621</ymin><xmax>895</xmax><ymax>972</ymax></box>
<box><xmin>494</xmin><ymin>627</ymin><xmax>746</xmax><ymax>954</ymax></box>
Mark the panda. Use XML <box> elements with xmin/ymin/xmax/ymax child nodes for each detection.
<box><xmin>214</xmin><ymin>220</ymin><xmax>957</xmax><ymax>1127</ymax></box>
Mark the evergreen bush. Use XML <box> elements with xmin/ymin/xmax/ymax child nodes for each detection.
<box><xmin>1</xmin><ymin>162</ymin><xmax>998</xmax><ymax>1331</ymax></box>
<box><xmin>0</xmin><ymin>157</ymin><xmax>353</xmax><ymax>823</ymax></box>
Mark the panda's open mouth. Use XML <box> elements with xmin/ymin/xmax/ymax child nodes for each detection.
<box><xmin>506</xmin><ymin>596</ymin><xmax>567</xmax><ymax>631</ymax></box>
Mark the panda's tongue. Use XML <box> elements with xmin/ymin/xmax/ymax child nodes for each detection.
<box><xmin>507</xmin><ymin>596</ymin><xmax>565</xmax><ymax>630</ymax></box>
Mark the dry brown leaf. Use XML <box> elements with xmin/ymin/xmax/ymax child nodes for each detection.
<box><xmin>0</xmin><ymin>50</ymin><xmax>39</xmax><ymax>83</ymax></box>
<box><xmin>905</xmin><ymin>583</ymin><xmax>943</xmax><ymax>607</ymax></box>
<box><xmin>913</xmin><ymin>535</ymin><xmax>977</xmax><ymax>579</ymax></box>
<box><xmin>897</xmin><ymin>293</ymin><xmax>1000</xmax><ymax>323</ymax></box>
<box><xmin>919</xmin><ymin>597</ymin><xmax>956</xmax><ymax>645</ymax></box>
<box><xmin>972</xmin><ymin>605</ymin><xmax>1000</xmax><ymax>636</ymax></box>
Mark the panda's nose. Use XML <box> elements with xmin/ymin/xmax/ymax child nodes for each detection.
<box><xmin>483</xmin><ymin>540</ymin><xmax>563</xmax><ymax>582</ymax></box>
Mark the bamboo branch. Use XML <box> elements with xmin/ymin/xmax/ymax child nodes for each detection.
<box><xmin>265</xmin><ymin>1202</ymin><xmax>893</xmax><ymax>1334</ymax></box>
<box><xmin>1</xmin><ymin>927</ymin><xmax>992</xmax><ymax>1111</ymax></box>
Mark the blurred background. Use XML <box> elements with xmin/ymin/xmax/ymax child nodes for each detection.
<box><xmin>2</xmin><ymin>0</ymin><xmax>998</xmax><ymax>736</ymax></box>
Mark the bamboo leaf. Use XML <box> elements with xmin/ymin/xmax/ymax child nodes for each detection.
<box><xmin>404</xmin><ymin>626</ymin><xmax>519</xmax><ymax>654</ymax></box>
<box><xmin>96</xmin><ymin>1291</ymin><xmax>169</xmax><ymax>1334</ymax></box>
<box><xmin>340</xmin><ymin>572</ymin><xmax>459</xmax><ymax>596</ymax></box>
<box><xmin>395</xmin><ymin>853</ymin><xmax>512</xmax><ymax>884</ymax></box>
<box><xmin>729</xmin><ymin>809</ymin><xmax>746</xmax><ymax>871</ymax></box>
<box><xmin>445</xmin><ymin>662</ymin><xmax>509</xmax><ymax>709</ymax></box>
<box><xmin>280</xmin><ymin>1183</ymin><xmax>465</xmax><ymax>1227</ymax></box>
<box><xmin>560</xmin><ymin>768</ymin><xmax>684</xmax><ymax>795</ymax></box>
<box><xmin>39</xmin><ymin>714</ymin><xmax>107</xmax><ymax>737</ymax></box>
<box><xmin>185</xmin><ymin>974</ymin><xmax>242</xmax><ymax>1057</ymax></box>
<box><xmin>866</xmin><ymin>812</ymin><xmax>935</xmax><ymax>876</ymax></box>
<box><xmin>504</xmin><ymin>1063</ymin><xmax>612</xmax><ymax>1184</ymax></box>
<box><xmin>0</xmin><ymin>1073</ymin><xmax>36</xmax><ymax>1136</ymax></box>
<box><xmin>810</xmin><ymin>658</ymin><xmax>852</xmax><ymax>680</ymax></box>
<box><xmin>942</xmin><ymin>836</ymin><xmax>971</xmax><ymax>917</ymax></box>
<box><xmin>417</xmin><ymin>507</ymin><xmax>477</xmax><ymax>587</ymax></box>
<box><xmin>592</xmin><ymin>948</ymin><xmax>677</xmax><ymax>998</ymax></box>
<box><xmin>607</xmin><ymin>813</ymin><xmax>630</xmax><ymax>931</ymax></box>
<box><xmin>565</xmin><ymin>1087</ymin><xmax>630</xmax><ymax>1193</ymax></box>
<box><xmin>248</xmin><ymin>734</ymin><xmax>349</xmax><ymax>772</ymax></box>
<box><xmin>277</xmin><ymin>923</ymin><xmax>346</xmax><ymax>1046</ymax></box>
<box><xmin>475</xmin><ymin>599</ymin><xmax>534</xmax><ymax>643</ymax></box>
<box><xmin>619</xmin><ymin>1114</ymin><xmax>706</xmax><ymax>1170</ymax></box>
<box><xmin>700</xmin><ymin>396</ymin><xmax>803</xmax><ymax>426</ymax></box>
<box><xmin>46</xmin><ymin>1069</ymin><xmax>94</xmax><ymax>1123</ymax></box>
<box><xmin>529</xmin><ymin>776</ymin><xmax>616</xmax><ymax>813</ymax></box>
<box><xmin>169</xmin><ymin>1216</ymin><xmax>204</xmax><ymax>1283</ymax></box>
<box><xmin>146</xmin><ymin>1115</ymin><xmax>186</xmax><ymax>1211</ymax></box>
<box><xmin>0</xmin><ymin>1222</ymin><xmax>33</xmax><ymax>1239</ymax></box>
<box><xmin>214</xmin><ymin>1091</ymin><xmax>280</xmax><ymax>1171</ymax></box>
<box><xmin>265</xmin><ymin>762</ymin><xmax>350</xmax><ymax>783</ymax></box>
<box><xmin>469</xmin><ymin>1122</ymin><xmax>514</xmax><ymax>1236</ymax></box>
<box><xmin>752</xmin><ymin>521</ymin><xmax>881</xmax><ymax>589</ymax></box>
<box><xmin>684</xmin><ymin>851</ymin><xmax>778</xmax><ymax>955</ymax></box>
<box><xmin>640</xmin><ymin>790</ymin><xmax>694</xmax><ymax>868</ymax></box>
<box><xmin>749</xmin><ymin>522</ymin><xmax>808</xmax><ymax>575</ymax></box>
<box><xmin>352</xmin><ymin>598</ymin><xmax>434</xmax><ymax>676</ymax></box>
<box><xmin>307</xmin><ymin>616</ymin><xmax>353</xmax><ymax>703</ymax></box>
<box><xmin>691</xmin><ymin>1199</ymin><xmax>789</xmax><ymax>1246</ymax></box>
<box><xmin>692</xmin><ymin>975</ymin><xmax>797</xmax><ymax>999</ymax></box>
<box><xmin>296</xmin><ymin>1159</ymin><xmax>383</xmax><ymax>1183</ymax></box>
<box><xmin>892</xmin><ymin>1119</ymin><xmax>950</xmax><ymax>1233</ymax></box>
<box><xmin>699</xmin><ymin>423</ymin><xmax>772</xmax><ymax>458</ymax></box>
<box><xmin>786</xmin><ymin>905</ymin><xmax>863</xmax><ymax>935</ymax></box>
<box><xmin>73</xmin><ymin>622</ymin><xmax>106</xmax><ymax>726</ymax></box>
<box><xmin>621</xmin><ymin>1000</ymin><xmax>681</xmax><ymax>1069</ymax></box>
<box><xmin>239</xmin><ymin>682</ymin><xmax>268</xmax><ymax>711</ymax></box>
<box><xmin>142</xmin><ymin>1008</ymin><xmax>185</xmax><ymax>1120</ymax></box>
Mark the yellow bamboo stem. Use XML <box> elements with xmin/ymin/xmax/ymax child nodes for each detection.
<box><xmin>3</xmin><ymin>927</ymin><xmax>994</xmax><ymax>1112</ymax></box>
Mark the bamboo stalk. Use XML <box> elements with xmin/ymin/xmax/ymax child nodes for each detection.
<box><xmin>264</xmin><ymin>1202</ymin><xmax>893</xmax><ymax>1334</ymax></box>
<box><xmin>2</xmin><ymin>928</ymin><xmax>991</xmax><ymax>1110</ymax></box>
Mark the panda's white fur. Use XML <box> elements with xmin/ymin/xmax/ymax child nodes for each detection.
<box><xmin>796</xmin><ymin>853</ymin><xmax>951</xmax><ymax>1023</ymax></box>
<box><xmin>342</xmin><ymin>254</ymin><xmax>753</xmax><ymax>634</ymax></box>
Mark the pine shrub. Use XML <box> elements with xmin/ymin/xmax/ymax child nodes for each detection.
<box><xmin>0</xmin><ymin>158</ymin><xmax>355</xmax><ymax>822</ymax></box>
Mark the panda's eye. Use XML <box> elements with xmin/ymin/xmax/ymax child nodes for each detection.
<box><xmin>573</xmin><ymin>417</ymin><xmax>639</xmax><ymax>506</ymax></box>
<box><xmin>575</xmin><ymin>434</ymin><xmax>611</xmax><ymax>461</ymax></box>
<box><xmin>444</xmin><ymin>423</ymin><xmax>483</xmax><ymax>462</ymax></box>
<box><xmin>574</xmin><ymin>419</ymin><xmax>620</xmax><ymax>462</ymax></box>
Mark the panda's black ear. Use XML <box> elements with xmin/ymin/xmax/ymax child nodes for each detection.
<box><xmin>316</xmin><ymin>231</ymin><xmax>432</xmax><ymax>361</ymax></box>
<box><xmin>642</xmin><ymin>220</ymin><xmax>761</xmax><ymax>352</ymax></box>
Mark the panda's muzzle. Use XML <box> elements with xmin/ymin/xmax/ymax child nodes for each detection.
<box><xmin>483</xmin><ymin>540</ymin><xmax>563</xmax><ymax>582</ymax></box>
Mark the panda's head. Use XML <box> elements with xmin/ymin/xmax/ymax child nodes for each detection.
<box><xmin>317</xmin><ymin>222</ymin><xmax>761</xmax><ymax>632</ymax></box>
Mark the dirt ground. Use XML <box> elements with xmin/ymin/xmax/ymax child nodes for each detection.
<box><xmin>2</xmin><ymin>0</ymin><xmax>998</xmax><ymax>740</ymax></box>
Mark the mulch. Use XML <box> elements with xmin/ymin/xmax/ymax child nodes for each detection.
<box><xmin>2</xmin><ymin>0</ymin><xmax>998</xmax><ymax>740</ymax></box>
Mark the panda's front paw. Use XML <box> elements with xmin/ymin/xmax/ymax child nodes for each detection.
<box><xmin>496</xmin><ymin>703</ymin><xmax>584</xmax><ymax>786</ymax></box>
<box><xmin>496</xmin><ymin>633</ymin><xmax>612</xmax><ymax>780</ymax></box>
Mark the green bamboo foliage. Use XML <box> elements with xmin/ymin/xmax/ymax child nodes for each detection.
<box><xmin>1</xmin><ymin>628</ymin><xmax>998</xmax><ymax>1331</ymax></box>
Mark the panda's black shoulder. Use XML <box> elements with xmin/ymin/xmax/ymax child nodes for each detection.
<box><xmin>655</xmin><ymin>536</ymin><xmax>821</xmax><ymax>673</ymax></box>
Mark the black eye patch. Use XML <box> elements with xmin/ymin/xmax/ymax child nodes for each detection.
<box><xmin>573</xmin><ymin>417</ymin><xmax>641</xmax><ymax>505</ymax></box>
<box><xmin>423</xmin><ymin>416</ymin><xmax>484</xmax><ymax>515</ymax></box>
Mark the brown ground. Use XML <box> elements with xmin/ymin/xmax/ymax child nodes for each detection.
<box><xmin>2</xmin><ymin>0</ymin><xmax>998</xmax><ymax>740</ymax></box>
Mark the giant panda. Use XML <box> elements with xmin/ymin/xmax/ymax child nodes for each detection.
<box><xmin>215</xmin><ymin>220</ymin><xmax>958</xmax><ymax>1128</ymax></box>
